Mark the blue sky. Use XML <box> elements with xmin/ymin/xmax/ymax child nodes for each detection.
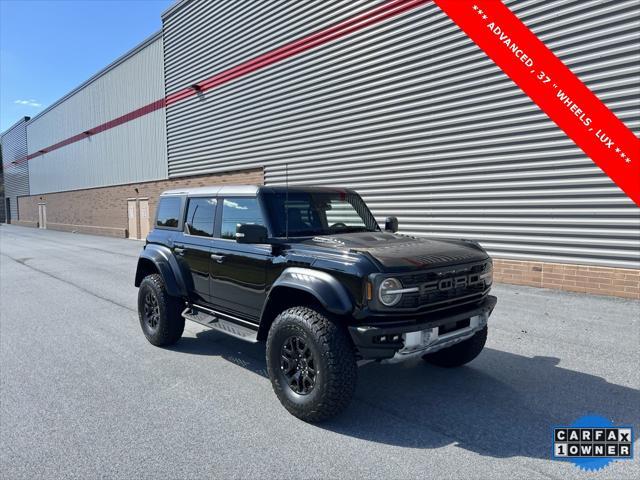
<box><xmin>0</xmin><ymin>0</ymin><xmax>173</xmax><ymax>131</ymax></box>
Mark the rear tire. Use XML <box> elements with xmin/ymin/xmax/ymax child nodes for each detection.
<box><xmin>422</xmin><ymin>326</ymin><xmax>487</xmax><ymax>368</ymax></box>
<box><xmin>138</xmin><ymin>273</ymin><xmax>184</xmax><ymax>346</ymax></box>
<box><xmin>266</xmin><ymin>306</ymin><xmax>357</xmax><ymax>422</ymax></box>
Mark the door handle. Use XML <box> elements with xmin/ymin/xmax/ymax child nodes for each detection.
<box><xmin>174</xmin><ymin>247</ymin><xmax>185</xmax><ymax>256</ymax></box>
<box><xmin>210</xmin><ymin>253</ymin><xmax>225</xmax><ymax>263</ymax></box>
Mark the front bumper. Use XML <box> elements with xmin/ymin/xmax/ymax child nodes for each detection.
<box><xmin>348</xmin><ymin>295</ymin><xmax>497</xmax><ymax>361</ymax></box>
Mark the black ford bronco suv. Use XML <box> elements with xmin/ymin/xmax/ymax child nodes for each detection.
<box><xmin>135</xmin><ymin>185</ymin><xmax>496</xmax><ymax>422</ymax></box>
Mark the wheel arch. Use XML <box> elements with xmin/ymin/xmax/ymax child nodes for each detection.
<box><xmin>134</xmin><ymin>244</ymin><xmax>187</xmax><ymax>298</ymax></box>
<box><xmin>258</xmin><ymin>268</ymin><xmax>353</xmax><ymax>341</ymax></box>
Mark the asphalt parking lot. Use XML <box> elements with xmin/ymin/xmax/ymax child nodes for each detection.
<box><xmin>1</xmin><ymin>224</ymin><xmax>638</xmax><ymax>479</ymax></box>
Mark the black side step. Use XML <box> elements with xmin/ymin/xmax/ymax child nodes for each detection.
<box><xmin>181</xmin><ymin>306</ymin><xmax>258</xmax><ymax>343</ymax></box>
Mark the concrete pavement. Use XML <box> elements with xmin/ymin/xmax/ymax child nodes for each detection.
<box><xmin>1</xmin><ymin>224</ymin><xmax>638</xmax><ymax>479</ymax></box>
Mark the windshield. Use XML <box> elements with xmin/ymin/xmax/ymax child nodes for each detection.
<box><xmin>262</xmin><ymin>190</ymin><xmax>380</xmax><ymax>237</ymax></box>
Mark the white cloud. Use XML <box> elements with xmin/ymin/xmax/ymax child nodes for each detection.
<box><xmin>14</xmin><ymin>99</ymin><xmax>43</xmax><ymax>107</ymax></box>
<box><xmin>223</xmin><ymin>199</ymin><xmax>248</xmax><ymax>210</ymax></box>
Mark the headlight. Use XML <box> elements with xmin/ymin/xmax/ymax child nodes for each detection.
<box><xmin>378</xmin><ymin>277</ymin><xmax>403</xmax><ymax>306</ymax></box>
<box><xmin>480</xmin><ymin>264</ymin><xmax>493</xmax><ymax>286</ymax></box>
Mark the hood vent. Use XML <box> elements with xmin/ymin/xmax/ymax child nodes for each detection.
<box><xmin>312</xmin><ymin>236</ymin><xmax>345</xmax><ymax>246</ymax></box>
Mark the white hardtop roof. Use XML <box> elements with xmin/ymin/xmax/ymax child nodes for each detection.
<box><xmin>160</xmin><ymin>185</ymin><xmax>260</xmax><ymax>196</ymax></box>
<box><xmin>160</xmin><ymin>185</ymin><xmax>357</xmax><ymax>197</ymax></box>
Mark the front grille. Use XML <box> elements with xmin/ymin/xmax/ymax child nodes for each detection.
<box><xmin>398</xmin><ymin>261</ymin><xmax>490</xmax><ymax>310</ymax></box>
<box><xmin>402</xmin><ymin>262</ymin><xmax>488</xmax><ymax>286</ymax></box>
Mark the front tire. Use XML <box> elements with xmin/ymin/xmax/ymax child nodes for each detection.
<box><xmin>266</xmin><ymin>306</ymin><xmax>357</xmax><ymax>422</ymax></box>
<box><xmin>138</xmin><ymin>273</ymin><xmax>185</xmax><ymax>346</ymax></box>
<box><xmin>422</xmin><ymin>325</ymin><xmax>487</xmax><ymax>367</ymax></box>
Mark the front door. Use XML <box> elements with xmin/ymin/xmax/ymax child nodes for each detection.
<box><xmin>210</xmin><ymin>196</ymin><xmax>269</xmax><ymax>321</ymax></box>
<box><xmin>5</xmin><ymin>198</ymin><xmax>10</xmax><ymax>224</ymax></box>
<box><xmin>127</xmin><ymin>199</ymin><xmax>138</xmax><ymax>239</ymax></box>
<box><xmin>177</xmin><ymin>196</ymin><xmax>217</xmax><ymax>304</ymax></box>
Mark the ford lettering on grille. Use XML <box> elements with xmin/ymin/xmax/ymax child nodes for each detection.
<box><xmin>437</xmin><ymin>273</ymin><xmax>481</xmax><ymax>291</ymax></box>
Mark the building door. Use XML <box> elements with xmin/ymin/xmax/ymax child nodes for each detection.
<box><xmin>139</xmin><ymin>198</ymin><xmax>150</xmax><ymax>239</ymax></box>
<box><xmin>127</xmin><ymin>199</ymin><xmax>138</xmax><ymax>239</ymax></box>
<box><xmin>37</xmin><ymin>203</ymin><xmax>47</xmax><ymax>229</ymax></box>
<box><xmin>5</xmin><ymin>198</ymin><xmax>11</xmax><ymax>224</ymax></box>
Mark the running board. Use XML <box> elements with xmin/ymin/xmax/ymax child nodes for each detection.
<box><xmin>181</xmin><ymin>306</ymin><xmax>259</xmax><ymax>343</ymax></box>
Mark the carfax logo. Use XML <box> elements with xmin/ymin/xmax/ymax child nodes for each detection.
<box><xmin>553</xmin><ymin>415</ymin><xmax>634</xmax><ymax>471</ymax></box>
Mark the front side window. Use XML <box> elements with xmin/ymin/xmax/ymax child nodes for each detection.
<box><xmin>156</xmin><ymin>196</ymin><xmax>182</xmax><ymax>228</ymax></box>
<box><xmin>262</xmin><ymin>191</ymin><xmax>379</xmax><ymax>237</ymax></box>
<box><xmin>220</xmin><ymin>197</ymin><xmax>265</xmax><ymax>240</ymax></box>
<box><xmin>185</xmin><ymin>197</ymin><xmax>216</xmax><ymax>237</ymax></box>
<box><xmin>324</xmin><ymin>200</ymin><xmax>366</xmax><ymax>228</ymax></box>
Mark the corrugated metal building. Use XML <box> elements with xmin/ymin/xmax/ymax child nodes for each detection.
<box><xmin>27</xmin><ymin>33</ymin><xmax>168</xmax><ymax>195</ymax></box>
<box><xmin>0</xmin><ymin>117</ymin><xmax>30</xmax><ymax>222</ymax></box>
<box><xmin>0</xmin><ymin>166</ymin><xmax>4</xmax><ymax>223</ymax></box>
<box><xmin>1</xmin><ymin>0</ymin><xmax>638</xmax><ymax>298</ymax></box>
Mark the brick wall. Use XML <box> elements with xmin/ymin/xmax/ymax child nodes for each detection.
<box><xmin>493</xmin><ymin>259</ymin><xmax>639</xmax><ymax>300</ymax></box>
<box><xmin>16</xmin><ymin>168</ymin><xmax>263</xmax><ymax>237</ymax></box>
<box><xmin>14</xmin><ymin>169</ymin><xmax>639</xmax><ymax>300</ymax></box>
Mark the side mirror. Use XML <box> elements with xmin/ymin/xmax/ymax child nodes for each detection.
<box><xmin>385</xmin><ymin>216</ymin><xmax>399</xmax><ymax>233</ymax></box>
<box><xmin>236</xmin><ymin>224</ymin><xmax>268</xmax><ymax>244</ymax></box>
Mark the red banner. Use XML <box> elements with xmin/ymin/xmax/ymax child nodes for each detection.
<box><xmin>434</xmin><ymin>0</ymin><xmax>640</xmax><ymax>206</ymax></box>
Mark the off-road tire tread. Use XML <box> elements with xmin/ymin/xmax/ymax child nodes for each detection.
<box><xmin>138</xmin><ymin>273</ymin><xmax>184</xmax><ymax>346</ymax></box>
<box><xmin>267</xmin><ymin>306</ymin><xmax>357</xmax><ymax>422</ymax></box>
<box><xmin>422</xmin><ymin>326</ymin><xmax>487</xmax><ymax>368</ymax></box>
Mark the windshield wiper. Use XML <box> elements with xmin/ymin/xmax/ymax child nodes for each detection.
<box><xmin>284</xmin><ymin>228</ymin><xmax>326</xmax><ymax>237</ymax></box>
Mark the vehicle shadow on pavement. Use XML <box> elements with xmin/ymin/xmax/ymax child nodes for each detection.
<box><xmin>327</xmin><ymin>350</ymin><xmax>640</xmax><ymax>461</ymax></box>
<box><xmin>169</xmin><ymin>330</ymin><xmax>639</xmax><ymax>461</ymax></box>
<box><xmin>167</xmin><ymin>330</ymin><xmax>270</xmax><ymax>378</ymax></box>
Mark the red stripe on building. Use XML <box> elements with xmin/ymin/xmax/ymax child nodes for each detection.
<box><xmin>5</xmin><ymin>0</ymin><xmax>426</xmax><ymax>168</ymax></box>
<box><xmin>13</xmin><ymin>99</ymin><xmax>166</xmax><ymax>165</ymax></box>
<box><xmin>165</xmin><ymin>0</ymin><xmax>428</xmax><ymax>105</ymax></box>
<box><xmin>7</xmin><ymin>0</ymin><xmax>638</xmax><ymax>208</ymax></box>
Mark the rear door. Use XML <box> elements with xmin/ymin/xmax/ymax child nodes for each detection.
<box><xmin>176</xmin><ymin>196</ymin><xmax>217</xmax><ymax>304</ymax></box>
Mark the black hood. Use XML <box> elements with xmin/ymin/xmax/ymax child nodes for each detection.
<box><xmin>296</xmin><ymin>231</ymin><xmax>489</xmax><ymax>270</ymax></box>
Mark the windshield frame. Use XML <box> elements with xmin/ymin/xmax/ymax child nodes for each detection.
<box><xmin>259</xmin><ymin>189</ymin><xmax>381</xmax><ymax>238</ymax></box>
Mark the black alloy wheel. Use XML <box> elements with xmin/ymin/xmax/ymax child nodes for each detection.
<box><xmin>143</xmin><ymin>291</ymin><xmax>160</xmax><ymax>331</ymax></box>
<box><xmin>280</xmin><ymin>335</ymin><xmax>317</xmax><ymax>395</ymax></box>
<box><xmin>137</xmin><ymin>273</ymin><xmax>185</xmax><ymax>346</ymax></box>
<box><xmin>266</xmin><ymin>306</ymin><xmax>357</xmax><ymax>422</ymax></box>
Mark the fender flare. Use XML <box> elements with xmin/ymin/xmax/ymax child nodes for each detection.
<box><xmin>265</xmin><ymin>267</ymin><xmax>353</xmax><ymax>316</ymax></box>
<box><xmin>134</xmin><ymin>244</ymin><xmax>188</xmax><ymax>298</ymax></box>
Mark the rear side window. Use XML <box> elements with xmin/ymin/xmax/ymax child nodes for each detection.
<box><xmin>220</xmin><ymin>197</ymin><xmax>264</xmax><ymax>239</ymax></box>
<box><xmin>185</xmin><ymin>197</ymin><xmax>216</xmax><ymax>237</ymax></box>
<box><xmin>156</xmin><ymin>196</ymin><xmax>182</xmax><ymax>228</ymax></box>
